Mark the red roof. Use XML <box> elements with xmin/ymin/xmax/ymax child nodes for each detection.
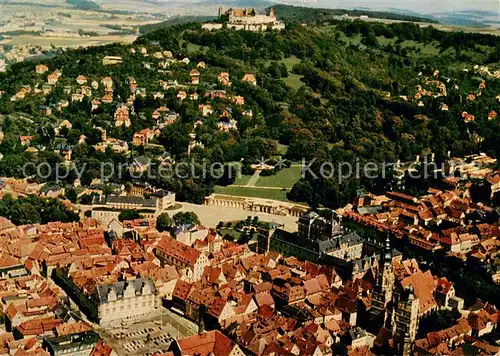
<box><xmin>156</xmin><ymin>237</ymin><xmax>201</xmax><ymax>267</ymax></box>
<box><xmin>91</xmin><ymin>340</ymin><xmax>114</xmax><ymax>356</ymax></box>
<box><xmin>16</xmin><ymin>317</ymin><xmax>61</xmax><ymax>336</ymax></box>
<box><xmin>173</xmin><ymin>279</ymin><xmax>193</xmax><ymax>300</ymax></box>
<box><xmin>176</xmin><ymin>330</ymin><xmax>237</xmax><ymax>356</ymax></box>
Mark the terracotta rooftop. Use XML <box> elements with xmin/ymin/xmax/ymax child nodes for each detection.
<box><xmin>176</xmin><ymin>330</ymin><xmax>237</xmax><ymax>356</ymax></box>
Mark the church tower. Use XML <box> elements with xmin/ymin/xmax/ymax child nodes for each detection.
<box><xmin>395</xmin><ymin>286</ymin><xmax>419</xmax><ymax>355</ymax></box>
<box><xmin>370</xmin><ymin>234</ymin><xmax>395</xmax><ymax>329</ymax></box>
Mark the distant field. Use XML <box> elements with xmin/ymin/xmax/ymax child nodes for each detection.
<box><xmin>0</xmin><ymin>2</ymin><xmax>156</xmax><ymax>52</ymax></box>
<box><xmin>7</xmin><ymin>34</ymin><xmax>137</xmax><ymax>47</ymax></box>
<box><xmin>255</xmin><ymin>166</ymin><xmax>302</xmax><ymax>188</ymax></box>
<box><xmin>214</xmin><ymin>186</ymin><xmax>289</xmax><ymax>201</ymax></box>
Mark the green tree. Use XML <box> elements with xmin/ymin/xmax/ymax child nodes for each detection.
<box><xmin>118</xmin><ymin>209</ymin><xmax>141</xmax><ymax>222</ymax></box>
<box><xmin>156</xmin><ymin>213</ymin><xmax>173</xmax><ymax>232</ymax></box>
<box><xmin>173</xmin><ymin>211</ymin><xmax>200</xmax><ymax>226</ymax></box>
<box><xmin>65</xmin><ymin>187</ymin><xmax>78</xmax><ymax>203</ymax></box>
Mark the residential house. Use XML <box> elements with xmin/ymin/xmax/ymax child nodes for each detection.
<box><xmin>169</xmin><ymin>330</ymin><xmax>245</xmax><ymax>356</ymax></box>
<box><xmin>205</xmin><ymin>90</ymin><xmax>226</xmax><ymax>99</ymax></box>
<box><xmin>71</xmin><ymin>92</ymin><xmax>84</xmax><ymax>103</ymax></box>
<box><xmin>54</xmin><ymin>144</ymin><xmax>72</xmax><ymax>162</ymax></box>
<box><xmin>177</xmin><ymin>91</ymin><xmax>187</xmax><ymax>101</ymax></box>
<box><xmin>91</xmin><ymin>100</ymin><xmax>101</xmax><ymax>111</ymax></box>
<box><xmin>76</xmin><ymin>75</ymin><xmax>87</xmax><ymax>85</ymax></box>
<box><xmin>130</xmin><ymin>156</ymin><xmax>150</xmax><ymax>173</ymax></box>
<box><xmin>95</xmin><ymin>138</ymin><xmax>129</xmax><ymax>154</ymax></box>
<box><xmin>36</xmin><ymin>64</ymin><xmax>49</xmax><ymax>74</ymax></box>
<box><xmin>190</xmin><ymin>69</ymin><xmax>200</xmax><ymax>84</ymax></box>
<box><xmin>218</xmin><ymin>119</ymin><xmax>238</xmax><ymax>132</ymax></box>
<box><xmin>218</xmin><ymin>72</ymin><xmax>231</xmax><ymax>86</ymax></box>
<box><xmin>101</xmin><ymin>94</ymin><xmax>113</xmax><ymax>104</ymax></box>
<box><xmin>129</xmin><ymin>78</ymin><xmax>138</xmax><ymax>92</ymax></box>
<box><xmin>232</xmin><ymin>96</ymin><xmax>245</xmax><ymax>106</ymax></box>
<box><xmin>41</xmin><ymin>84</ymin><xmax>52</xmax><ymax>95</ymax></box>
<box><xmin>242</xmin><ymin>73</ymin><xmax>257</xmax><ymax>86</ymax></box>
<box><xmin>43</xmin><ymin>330</ymin><xmax>101</xmax><ymax>356</ymax></box>
<box><xmin>114</xmin><ymin>105</ymin><xmax>131</xmax><ymax>127</ymax></box>
<box><xmin>133</xmin><ymin>129</ymin><xmax>155</xmax><ymax>146</ymax></box>
<box><xmin>47</xmin><ymin>73</ymin><xmax>59</xmax><ymax>85</ymax></box>
<box><xmin>199</xmin><ymin>104</ymin><xmax>213</xmax><ymax>117</ymax></box>
<box><xmin>39</xmin><ymin>105</ymin><xmax>52</xmax><ymax>116</ymax></box>
<box><xmin>19</xmin><ymin>136</ymin><xmax>34</xmax><ymax>146</ymax></box>
<box><xmin>101</xmin><ymin>77</ymin><xmax>113</xmax><ymax>90</ymax></box>
<box><xmin>155</xmin><ymin>237</ymin><xmax>210</xmax><ymax>282</ymax></box>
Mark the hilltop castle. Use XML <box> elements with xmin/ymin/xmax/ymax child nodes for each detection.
<box><xmin>202</xmin><ymin>7</ymin><xmax>285</xmax><ymax>32</ymax></box>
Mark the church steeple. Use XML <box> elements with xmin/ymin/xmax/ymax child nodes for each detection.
<box><xmin>370</xmin><ymin>232</ymin><xmax>395</xmax><ymax>330</ymax></box>
<box><xmin>378</xmin><ymin>233</ymin><xmax>395</xmax><ymax>301</ymax></box>
<box><xmin>383</xmin><ymin>232</ymin><xmax>392</xmax><ymax>264</ymax></box>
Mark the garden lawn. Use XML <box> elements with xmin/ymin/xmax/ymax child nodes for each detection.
<box><xmin>214</xmin><ymin>186</ymin><xmax>289</xmax><ymax>201</ymax></box>
<box><xmin>255</xmin><ymin>166</ymin><xmax>302</xmax><ymax>188</ymax></box>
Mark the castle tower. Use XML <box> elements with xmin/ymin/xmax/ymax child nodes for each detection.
<box><xmin>269</xmin><ymin>7</ymin><xmax>276</xmax><ymax>18</ymax></box>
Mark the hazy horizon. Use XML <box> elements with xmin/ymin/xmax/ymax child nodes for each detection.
<box><xmin>274</xmin><ymin>0</ymin><xmax>499</xmax><ymax>14</ymax></box>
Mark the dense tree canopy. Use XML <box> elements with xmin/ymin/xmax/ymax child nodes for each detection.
<box><xmin>0</xmin><ymin>194</ymin><xmax>79</xmax><ymax>225</ymax></box>
<box><xmin>172</xmin><ymin>211</ymin><xmax>200</xmax><ymax>226</ymax></box>
<box><xmin>0</xmin><ymin>13</ymin><xmax>498</xmax><ymax>210</ymax></box>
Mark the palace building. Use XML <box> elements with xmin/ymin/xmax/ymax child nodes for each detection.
<box><xmin>204</xmin><ymin>194</ymin><xmax>307</xmax><ymax>217</ymax></box>
<box><xmin>202</xmin><ymin>7</ymin><xmax>285</xmax><ymax>32</ymax></box>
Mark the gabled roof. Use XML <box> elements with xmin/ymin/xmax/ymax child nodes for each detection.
<box><xmin>95</xmin><ymin>277</ymin><xmax>155</xmax><ymax>304</ymax></box>
<box><xmin>176</xmin><ymin>330</ymin><xmax>237</xmax><ymax>356</ymax></box>
<box><xmin>156</xmin><ymin>237</ymin><xmax>201</xmax><ymax>267</ymax></box>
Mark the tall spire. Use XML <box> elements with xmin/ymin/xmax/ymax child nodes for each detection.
<box><xmin>384</xmin><ymin>232</ymin><xmax>392</xmax><ymax>264</ymax></box>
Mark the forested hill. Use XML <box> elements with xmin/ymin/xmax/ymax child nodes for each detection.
<box><xmin>269</xmin><ymin>4</ymin><xmax>438</xmax><ymax>24</ymax></box>
<box><xmin>0</xmin><ymin>17</ymin><xmax>499</xmax><ymax>210</ymax></box>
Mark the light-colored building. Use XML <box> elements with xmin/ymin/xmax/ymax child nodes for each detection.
<box><xmin>102</xmin><ymin>56</ymin><xmax>123</xmax><ymax>66</ymax></box>
<box><xmin>114</xmin><ymin>105</ymin><xmax>131</xmax><ymax>127</ymax></box>
<box><xmin>93</xmin><ymin>278</ymin><xmax>157</xmax><ymax>327</ymax></box>
<box><xmin>204</xmin><ymin>7</ymin><xmax>285</xmax><ymax>32</ymax></box>
<box><xmin>204</xmin><ymin>194</ymin><xmax>308</xmax><ymax>217</ymax></box>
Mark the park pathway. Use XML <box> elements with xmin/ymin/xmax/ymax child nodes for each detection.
<box><xmin>246</xmin><ymin>170</ymin><xmax>261</xmax><ymax>187</ymax></box>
